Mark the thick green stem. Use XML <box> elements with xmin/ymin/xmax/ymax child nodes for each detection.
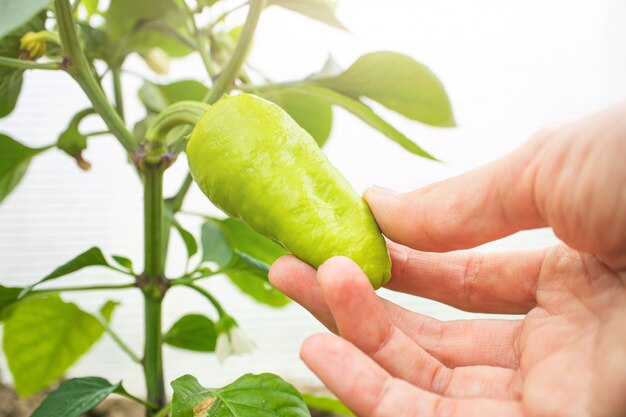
<box><xmin>142</xmin><ymin>168</ymin><xmax>167</xmax><ymax>413</ymax></box>
<box><xmin>54</xmin><ymin>0</ymin><xmax>136</xmax><ymax>153</ymax></box>
<box><xmin>0</xmin><ymin>56</ymin><xmax>61</xmax><ymax>70</ymax></box>
<box><xmin>112</xmin><ymin>66</ymin><xmax>125</xmax><ymax>121</ymax></box>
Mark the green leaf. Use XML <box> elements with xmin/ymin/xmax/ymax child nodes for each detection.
<box><xmin>79</xmin><ymin>24</ymin><xmax>116</xmax><ymax>64</ymax></box>
<box><xmin>104</xmin><ymin>0</ymin><xmax>191</xmax><ymax>57</ymax></box>
<box><xmin>205</xmin><ymin>218</ymin><xmax>290</xmax><ymax>307</ymax></box>
<box><xmin>0</xmin><ymin>11</ymin><xmax>46</xmax><ymax>118</ymax></box>
<box><xmin>314</xmin><ymin>51</ymin><xmax>455</xmax><ymax>127</ymax></box>
<box><xmin>164</xmin><ymin>314</ymin><xmax>217</xmax><ymax>352</ymax></box>
<box><xmin>82</xmin><ymin>0</ymin><xmax>99</xmax><ymax>16</ymax></box>
<box><xmin>56</xmin><ymin>108</ymin><xmax>95</xmax><ymax>170</ymax></box>
<box><xmin>289</xmin><ymin>86</ymin><xmax>438</xmax><ymax>160</ymax></box>
<box><xmin>0</xmin><ymin>133</ymin><xmax>50</xmax><ymax>203</ymax></box>
<box><xmin>111</xmin><ymin>255</ymin><xmax>133</xmax><ymax>272</ymax></box>
<box><xmin>302</xmin><ymin>394</ymin><xmax>354</xmax><ymax>416</ymax></box>
<box><xmin>171</xmin><ymin>373</ymin><xmax>310</xmax><ymax>417</ymax></box>
<box><xmin>0</xmin><ymin>285</ymin><xmax>22</xmax><ymax>320</ymax></box>
<box><xmin>0</xmin><ymin>0</ymin><xmax>49</xmax><ymax>39</ymax></box>
<box><xmin>99</xmin><ymin>300</ymin><xmax>120</xmax><ymax>322</ymax></box>
<box><xmin>261</xmin><ymin>88</ymin><xmax>332</xmax><ymax>147</ymax></box>
<box><xmin>200</xmin><ymin>220</ymin><xmax>233</xmax><ymax>267</ymax></box>
<box><xmin>30</xmin><ymin>377</ymin><xmax>119</xmax><ymax>417</ymax></box>
<box><xmin>174</xmin><ymin>221</ymin><xmax>199</xmax><ymax>259</ymax></box>
<box><xmin>268</xmin><ymin>0</ymin><xmax>346</xmax><ymax>31</ymax></box>
<box><xmin>139</xmin><ymin>80</ymin><xmax>209</xmax><ymax>113</ymax></box>
<box><xmin>20</xmin><ymin>247</ymin><xmax>111</xmax><ymax>297</ymax></box>
<box><xmin>3</xmin><ymin>296</ymin><xmax>106</xmax><ymax>396</ymax></box>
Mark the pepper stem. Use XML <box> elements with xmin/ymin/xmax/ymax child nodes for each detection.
<box><xmin>145</xmin><ymin>101</ymin><xmax>211</xmax><ymax>144</ymax></box>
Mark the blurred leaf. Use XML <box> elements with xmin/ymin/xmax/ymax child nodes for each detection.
<box><xmin>0</xmin><ymin>285</ymin><xmax>22</xmax><ymax>320</ymax></box>
<box><xmin>111</xmin><ymin>255</ymin><xmax>133</xmax><ymax>273</ymax></box>
<box><xmin>164</xmin><ymin>314</ymin><xmax>217</xmax><ymax>352</ymax></box>
<box><xmin>200</xmin><ymin>218</ymin><xmax>290</xmax><ymax>307</ymax></box>
<box><xmin>133</xmin><ymin>113</ymin><xmax>157</xmax><ymax>142</ymax></box>
<box><xmin>3</xmin><ymin>296</ymin><xmax>106</xmax><ymax>396</ymax></box>
<box><xmin>99</xmin><ymin>300</ymin><xmax>120</xmax><ymax>322</ymax></box>
<box><xmin>79</xmin><ymin>24</ymin><xmax>116</xmax><ymax>64</ymax></box>
<box><xmin>20</xmin><ymin>247</ymin><xmax>112</xmax><ymax>297</ymax></box>
<box><xmin>165</xmin><ymin>209</ymin><xmax>198</xmax><ymax>259</ymax></box>
<box><xmin>314</xmin><ymin>51</ymin><xmax>455</xmax><ymax>127</ymax></box>
<box><xmin>0</xmin><ymin>133</ymin><xmax>51</xmax><ymax>203</ymax></box>
<box><xmin>268</xmin><ymin>0</ymin><xmax>346</xmax><ymax>30</ymax></box>
<box><xmin>200</xmin><ymin>220</ymin><xmax>232</xmax><ymax>267</ymax></box>
<box><xmin>289</xmin><ymin>86</ymin><xmax>438</xmax><ymax>160</ymax></box>
<box><xmin>104</xmin><ymin>0</ymin><xmax>192</xmax><ymax>58</ymax></box>
<box><xmin>0</xmin><ymin>0</ymin><xmax>49</xmax><ymax>39</ymax></box>
<box><xmin>302</xmin><ymin>394</ymin><xmax>354</xmax><ymax>416</ymax></box>
<box><xmin>171</xmin><ymin>373</ymin><xmax>310</xmax><ymax>417</ymax></box>
<box><xmin>30</xmin><ymin>377</ymin><xmax>119</xmax><ymax>417</ymax></box>
<box><xmin>0</xmin><ymin>12</ymin><xmax>46</xmax><ymax>118</ymax></box>
<box><xmin>82</xmin><ymin>0</ymin><xmax>99</xmax><ymax>17</ymax></box>
<box><xmin>261</xmin><ymin>88</ymin><xmax>332</xmax><ymax>147</ymax></box>
<box><xmin>56</xmin><ymin>108</ymin><xmax>95</xmax><ymax>170</ymax></box>
<box><xmin>139</xmin><ymin>80</ymin><xmax>209</xmax><ymax>113</ymax></box>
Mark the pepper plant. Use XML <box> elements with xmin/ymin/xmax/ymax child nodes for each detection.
<box><xmin>0</xmin><ymin>0</ymin><xmax>454</xmax><ymax>416</ymax></box>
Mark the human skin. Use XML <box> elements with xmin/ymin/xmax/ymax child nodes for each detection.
<box><xmin>269</xmin><ymin>103</ymin><xmax>626</xmax><ymax>417</ymax></box>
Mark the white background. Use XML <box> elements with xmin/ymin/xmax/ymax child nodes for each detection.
<box><xmin>0</xmin><ymin>0</ymin><xmax>624</xmax><ymax>396</ymax></box>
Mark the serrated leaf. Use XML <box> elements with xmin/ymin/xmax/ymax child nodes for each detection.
<box><xmin>20</xmin><ymin>247</ymin><xmax>111</xmax><ymax>297</ymax></box>
<box><xmin>171</xmin><ymin>373</ymin><xmax>310</xmax><ymax>417</ymax></box>
<box><xmin>268</xmin><ymin>0</ymin><xmax>346</xmax><ymax>31</ymax></box>
<box><xmin>164</xmin><ymin>314</ymin><xmax>217</xmax><ymax>352</ymax></box>
<box><xmin>0</xmin><ymin>0</ymin><xmax>49</xmax><ymax>39</ymax></box>
<box><xmin>288</xmin><ymin>86</ymin><xmax>438</xmax><ymax>160</ymax></box>
<box><xmin>302</xmin><ymin>394</ymin><xmax>354</xmax><ymax>416</ymax></box>
<box><xmin>261</xmin><ymin>88</ymin><xmax>332</xmax><ymax>147</ymax></box>
<box><xmin>0</xmin><ymin>285</ymin><xmax>22</xmax><ymax>320</ymax></box>
<box><xmin>0</xmin><ymin>11</ymin><xmax>46</xmax><ymax>118</ymax></box>
<box><xmin>111</xmin><ymin>255</ymin><xmax>133</xmax><ymax>272</ymax></box>
<box><xmin>3</xmin><ymin>296</ymin><xmax>106</xmax><ymax>396</ymax></box>
<box><xmin>30</xmin><ymin>377</ymin><xmax>119</xmax><ymax>417</ymax></box>
<box><xmin>0</xmin><ymin>133</ymin><xmax>50</xmax><ymax>203</ymax></box>
<box><xmin>104</xmin><ymin>0</ymin><xmax>192</xmax><ymax>57</ymax></box>
<box><xmin>314</xmin><ymin>51</ymin><xmax>455</xmax><ymax>127</ymax></box>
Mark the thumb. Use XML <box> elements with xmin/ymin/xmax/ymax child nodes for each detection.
<box><xmin>364</xmin><ymin>141</ymin><xmax>546</xmax><ymax>252</ymax></box>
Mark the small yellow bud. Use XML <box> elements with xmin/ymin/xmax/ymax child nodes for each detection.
<box><xmin>19</xmin><ymin>31</ymin><xmax>59</xmax><ymax>60</ymax></box>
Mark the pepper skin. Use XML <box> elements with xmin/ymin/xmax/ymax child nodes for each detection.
<box><xmin>187</xmin><ymin>94</ymin><xmax>391</xmax><ymax>288</ymax></box>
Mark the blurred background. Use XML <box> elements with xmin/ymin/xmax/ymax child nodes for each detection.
<box><xmin>0</xmin><ymin>0</ymin><xmax>625</xmax><ymax>395</ymax></box>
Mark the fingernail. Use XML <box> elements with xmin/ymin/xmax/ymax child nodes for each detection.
<box><xmin>366</xmin><ymin>185</ymin><xmax>398</xmax><ymax>198</ymax></box>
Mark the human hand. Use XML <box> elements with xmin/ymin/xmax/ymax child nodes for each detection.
<box><xmin>269</xmin><ymin>104</ymin><xmax>626</xmax><ymax>417</ymax></box>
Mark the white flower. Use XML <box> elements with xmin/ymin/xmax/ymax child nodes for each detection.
<box><xmin>215</xmin><ymin>319</ymin><xmax>255</xmax><ymax>363</ymax></box>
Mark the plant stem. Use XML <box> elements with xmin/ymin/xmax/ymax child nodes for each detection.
<box><xmin>54</xmin><ymin>0</ymin><xmax>136</xmax><ymax>154</ymax></box>
<box><xmin>184</xmin><ymin>283</ymin><xmax>227</xmax><ymax>316</ymax></box>
<box><xmin>112</xmin><ymin>66</ymin><xmax>125</xmax><ymax>121</ymax></box>
<box><xmin>34</xmin><ymin>283</ymin><xmax>136</xmax><ymax>293</ymax></box>
<box><xmin>238</xmin><ymin>79</ymin><xmax>310</xmax><ymax>93</ymax></box>
<box><xmin>120</xmin><ymin>391</ymin><xmax>159</xmax><ymax>411</ymax></box>
<box><xmin>206</xmin><ymin>1</ymin><xmax>250</xmax><ymax>33</ymax></box>
<box><xmin>204</xmin><ymin>0</ymin><xmax>266</xmax><ymax>104</ymax></box>
<box><xmin>168</xmin><ymin>174</ymin><xmax>193</xmax><ymax>213</ymax></box>
<box><xmin>142</xmin><ymin>167</ymin><xmax>167</xmax><ymax>413</ymax></box>
<box><xmin>153</xmin><ymin>403</ymin><xmax>172</xmax><ymax>417</ymax></box>
<box><xmin>97</xmin><ymin>317</ymin><xmax>142</xmax><ymax>364</ymax></box>
<box><xmin>180</xmin><ymin>0</ymin><xmax>217</xmax><ymax>79</ymax></box>
<box><xmin>0</xmin><ymin>56</ymin><xmax>62</xmax><ymax>70</ymax></box>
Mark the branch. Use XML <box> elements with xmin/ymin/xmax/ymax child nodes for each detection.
<box><xmin>0</xmin><ymin>56</ymin><xmax>61</xmax><ymax>70</ymax></box>
<box><xmin>54</xmin><ymin>0</ymin><xmax>137</xmax><ymax>153</ymax></box>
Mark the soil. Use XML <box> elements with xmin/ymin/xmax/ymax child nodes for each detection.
<box><xmin>0</xmin><ymin>383</ymin><xmax>337</xmax><ymax>416</ymax></box>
